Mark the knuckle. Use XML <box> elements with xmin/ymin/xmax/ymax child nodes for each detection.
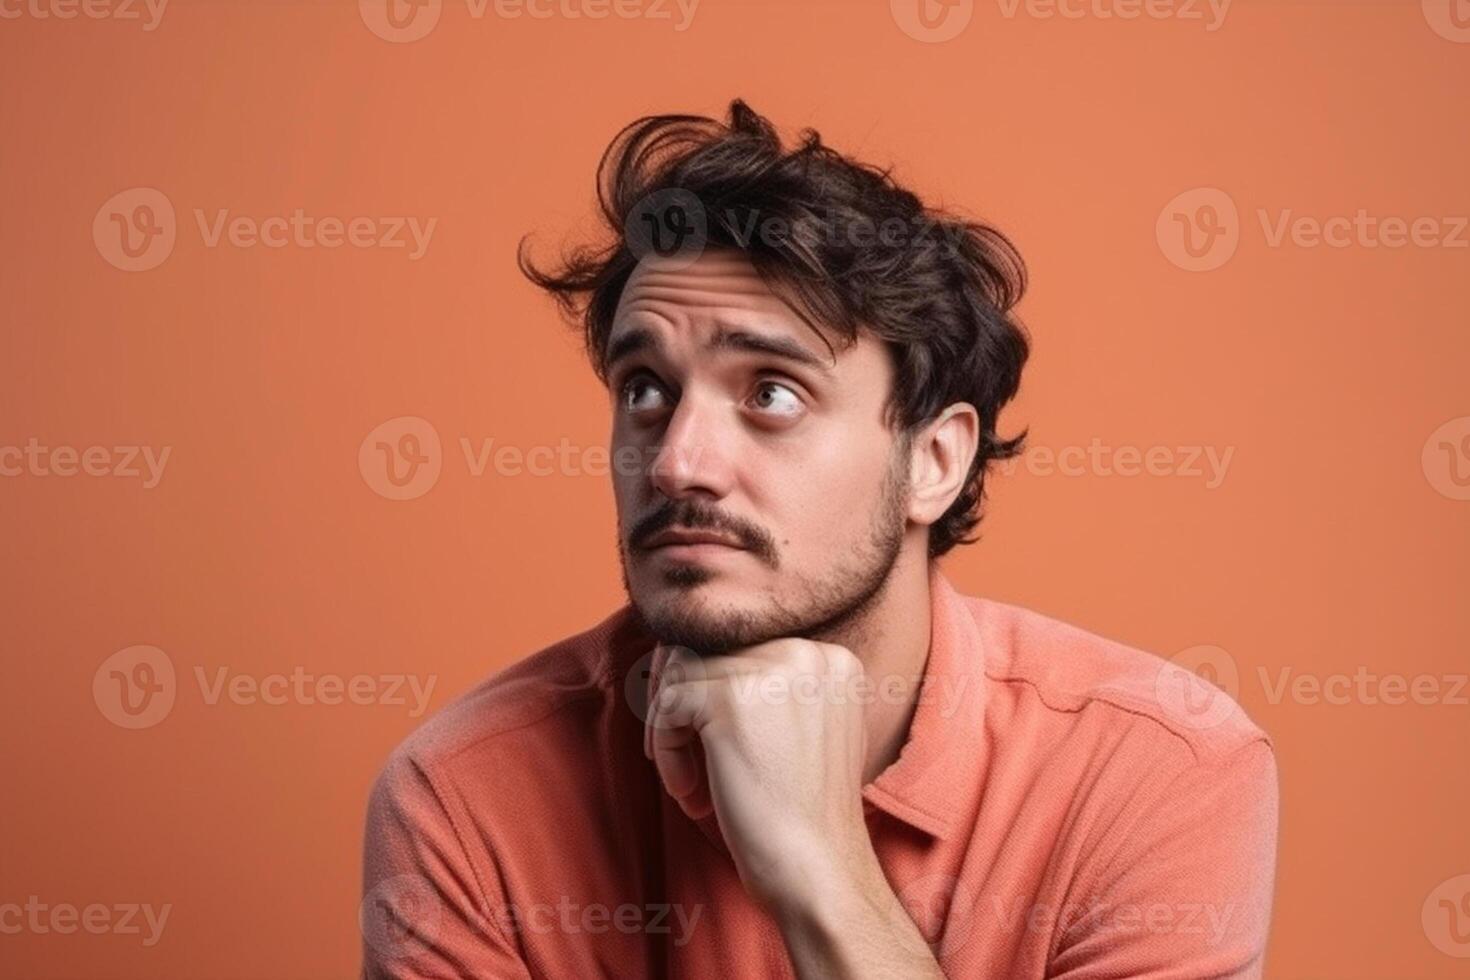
<box><xmin>821</xmin><ymin>642</ymin><xmax>862</xmax><ymax>678</ymax></box>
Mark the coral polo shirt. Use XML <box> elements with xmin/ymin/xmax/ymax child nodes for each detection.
<box><xmin>362</xmin><ymin>571</ymin><xmax>1278</xmax><ymax>978</ymax></box>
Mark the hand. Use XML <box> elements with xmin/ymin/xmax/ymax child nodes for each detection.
<box><xmin>643</xmin><ymin>638</ymin><xmax>875</xmax><ymax>911</ymax></box>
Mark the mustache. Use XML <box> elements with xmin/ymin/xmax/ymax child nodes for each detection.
<box><xmin>629</xmin><ymin>499</ymin><xmax>778</xmax><ymax>566</ymax></box>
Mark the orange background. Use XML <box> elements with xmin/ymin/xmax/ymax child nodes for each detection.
<box><xmin>2</xmin><ymin>0</ymin><xmax>1468</xmax><ymax>976</ymax></box>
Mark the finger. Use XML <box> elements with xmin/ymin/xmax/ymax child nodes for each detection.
<box><xmin>680</xmin><ymin>737</ymin><xmax>715</xmax><ymax>821</ymax></box>
<box><xmin>651</xmin><ymin>686</ymin><xmax>715</xmax><ymax>821</ymax></box>
<box><xmin>646</xmin><ymin>649</ymin><xmax>717</xmax><ymax>821</ymax></box>
<box><xmin>657</xmin><ymin>737</ymin><xmax>704</xmax><ymax>807</ymax></box>
<box><xmin>642</xmin><ymin>643</ymin><xmax>673</xmax><ymax>761</ymax></box>
<box><xmin>651</xmin><ymin>681</ymin><xmax>705</xmax><ymax>799</ymax></box>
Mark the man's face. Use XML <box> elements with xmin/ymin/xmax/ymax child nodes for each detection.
<box><xmin>608</xmin><ymin>248</ymin><xmax>913</xmax><ymax>655</ymax></box>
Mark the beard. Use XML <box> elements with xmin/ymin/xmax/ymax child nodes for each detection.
<box><xmin>617</xmin><ymin>438</ymin><xmax>911</xmax><ymax>657</ymax></box>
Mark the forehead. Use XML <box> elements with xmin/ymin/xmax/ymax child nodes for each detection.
<box><xmin>609</xmin><ymin>250</ymin><xmax>846</xmax><ymax>363</ymax></box>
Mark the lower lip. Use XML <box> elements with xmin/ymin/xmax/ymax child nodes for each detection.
<box><xmin>647</xmin><ymin>542</ymin><xmax>746</xmax><ymax>562</ymax></box>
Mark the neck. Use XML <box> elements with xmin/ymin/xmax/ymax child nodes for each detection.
<box><xmin>811</xmin><ymin>534</ymin><xmax>936</xmax><ymax>786</ymax></box>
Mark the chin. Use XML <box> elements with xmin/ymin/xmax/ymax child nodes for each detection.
<box><xmin>630</xmin><ymin>575</ymin><xmax>774</xmax><ymax>656</ymax></box>
<box><xmin>636</xmin><ymin>572</ymin><xmax>736</xmax><ymax>619</ymax></box>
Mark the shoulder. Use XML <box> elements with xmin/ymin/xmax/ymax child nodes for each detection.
<box><xmin>371</xmin><ymin>604</ymin><xmax>645</xmax><ymax>799</ymax></box>
<box><xmin>961</xmin><ymin>594</ymin><xmax>1270</xmax><ymax>766</ymax></box>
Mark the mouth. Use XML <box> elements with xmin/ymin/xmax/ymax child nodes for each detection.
<box><xmin>643</xmin><ymin>527</ymin><xmax>747</xmax><ymax>551</ymax></box>
<box><xmin>639</xmin><ymin>527</ymin><xmax>749</xmax><ymax>563</ymax></box>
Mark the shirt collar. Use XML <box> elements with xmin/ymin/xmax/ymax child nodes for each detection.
<box><xmin>860</xmin><ymin>569</ymin><xmax>988</xmax><ymax>841</ymax></box>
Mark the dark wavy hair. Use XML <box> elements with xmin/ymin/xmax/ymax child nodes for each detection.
<box><xmin>518</xmin><ymin>100</ymin><xmax>1030</xmax><ymax>558</ymax></box>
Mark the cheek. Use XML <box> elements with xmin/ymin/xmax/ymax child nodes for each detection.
<box><xmin>609</xmin><ymin>452</ymin><xmax>642</xmax><ymax>530</ymax></box>
<box><xmin>752</xmin><ymin>438</ymin><xmax>892</xmax><ymax>549</ymax></box>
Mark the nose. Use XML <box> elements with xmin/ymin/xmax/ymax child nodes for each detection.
<box><xmin>647</xmin><ymin>387</ymin><xmax>734</xmax><ymax>502</ymax></box>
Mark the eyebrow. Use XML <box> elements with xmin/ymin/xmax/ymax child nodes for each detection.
<box><xmin>604</xmin><ymin>324</ymin><xmax>835</xmax><ymax>378</ymax></box>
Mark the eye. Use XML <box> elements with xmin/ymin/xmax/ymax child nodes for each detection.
<box><xmin>747</xmin><ymin>380</ymin><xmax>804</xmax><ymax>419</ymax></box>
<box><xmin>620</xmin><ymin>374</ymin><xmax>670</xmax><ymax>415</ymax></box>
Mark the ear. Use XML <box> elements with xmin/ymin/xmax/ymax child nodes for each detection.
<box><xmin>904</xmin><ymin>403</ymin><xmax>981</xmax><ymax>528</ymax></box>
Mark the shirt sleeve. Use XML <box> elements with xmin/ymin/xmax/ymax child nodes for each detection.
<box><xmin>1047</xmin><ymin>738</ymin><xmax>1280</xmax><ymax>980</ymax></box>
<box><xmin>361</xmin><ymin>748</ymin><xmax>533</xmax><ymax>980</ymax></box>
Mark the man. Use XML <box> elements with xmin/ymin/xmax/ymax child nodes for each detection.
<box><xmin>361</xmin><ymin>101</ymin><xmax>1278</xmax><ymax>978</ymax></box>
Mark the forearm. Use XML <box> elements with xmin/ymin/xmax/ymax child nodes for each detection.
<box><xmin>772</xmin><ymin>849</ymin><xmax>947</xmax><ymax>980</ymax></box>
